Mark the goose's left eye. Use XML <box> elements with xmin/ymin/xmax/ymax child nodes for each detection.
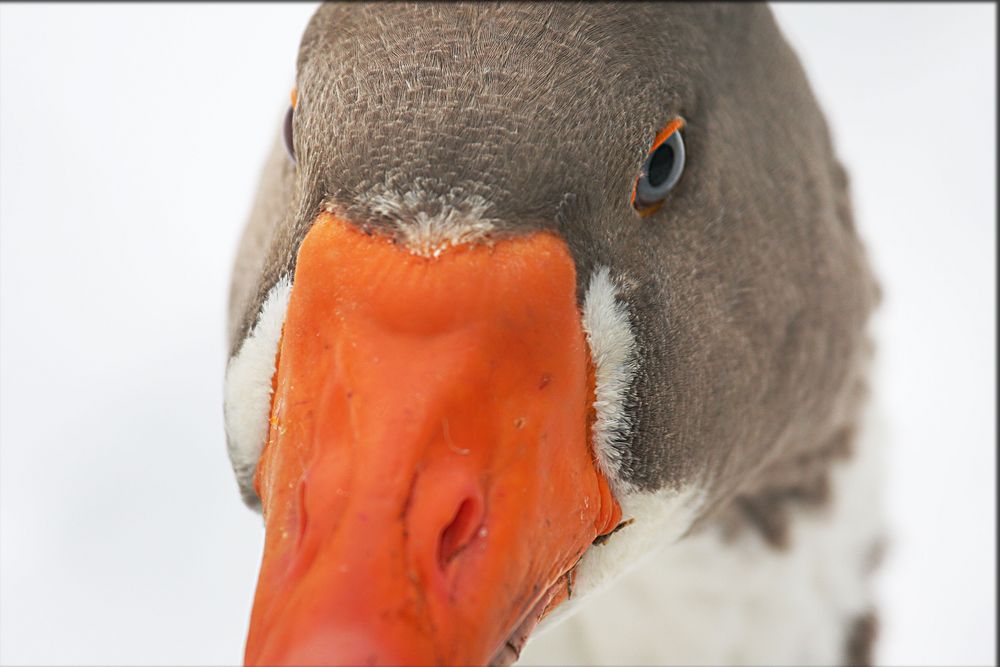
<box><xmin>632</xmin><ymin>119</ymin><xmax>685</xmax><ymax>214</ymax></box>
<box><xmin>282</xmin><ymin>105</ymin><xmax>296</xmax><ymax>163</ymax></box>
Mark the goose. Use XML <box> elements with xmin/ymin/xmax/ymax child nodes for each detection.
<box><xmin>222</xmin><ymin>3</ymin><xmax>883</xmax><ymax>665</ymax></box>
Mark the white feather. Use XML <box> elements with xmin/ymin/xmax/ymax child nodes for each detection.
<box><xmin>223</xmin><ymin>275</ymin><xmax>292</xmax><ymax>502</ymax></box>
<box><xmin>536</xmin><ymin>485</ymin><xmax>705</xmax><ymax>634</ymax></box>
<box><xmin>581</xmin><ymin>266</ymin><xmax>639</xmax><ymax>494</ymax></box>
<box><xmin>531</xmin><ymin>266</ymin><xmax>705</xmax><ymax>636</ymax></box>
<box><xmin>348</xmin><ymin>183</ymin><xmax>497</xmax><ymax>258</ymax></box>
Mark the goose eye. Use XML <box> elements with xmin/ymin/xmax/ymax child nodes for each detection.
<box><xmin>633</xmin><ymin>121</ymin><xmax>685</xmax><ymax>213</ymax></box>
<box><xmin>282</xmin><ymin>105</ymin><xmax>296</xmax><ymax>163</ymax></box>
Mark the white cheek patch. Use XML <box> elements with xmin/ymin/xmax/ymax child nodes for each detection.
<box><xmin>580</xmin><ymin>266</ymin><xmax>640</xmax><ymax>495</ymax></box>
<box><xmin>563</xmin><ymin>265</ymin><xmax>705</xmax><ymax>616</ymax></box>
<box><xmin>553</xmin><ymin>266</ymin><xmax>705</xmax><ymax>632</ymax></box>
<box><xmin>223</xmin><ymin>275</ymin><xmax>292</xmax><ymax>506</ymax></box>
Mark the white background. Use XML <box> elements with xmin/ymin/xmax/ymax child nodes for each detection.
<box><xmin>0</xmin><ymin>3</ymin><xmax>994</xmax><ymax>665</ymax></box>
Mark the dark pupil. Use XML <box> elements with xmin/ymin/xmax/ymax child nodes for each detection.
<box><xmin>647</xmin><ymin>143</ymin><xmax>675</xmax><ymax>188</ymax></box>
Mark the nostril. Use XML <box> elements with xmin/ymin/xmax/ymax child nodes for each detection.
<box><xmin>438</xmin><ymin>497</ymin><xmax>483</xmax><ymax>572</ymax></box>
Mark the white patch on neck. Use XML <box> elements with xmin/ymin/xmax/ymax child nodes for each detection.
<box><xmin>223</xmin><ymin>275</ymin><xmax>292</xmax><ymax>504</ymax></box>
<box><xmin>536</xmin><ymin>485</ymin><xmax>705</xmax><ymax>633</ymax></box>
<box><xmin>581</xmin><ymin>266</ymin><xmax>639</xmax><ymax>494</ymax></box>
<box><xmin>347</xmin><ymin>184</ymin><xmax>497</xmax><ymax>258</ymax></box>
<box><xmin>522</xmin><ymin>404</ymin><xmax>887</xmax><ymax>666</ymax></box>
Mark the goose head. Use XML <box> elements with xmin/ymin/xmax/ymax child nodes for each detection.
<box><xmin>223</xmin><ymin>4</ymin><xmax>878</xmax><ymax>665</ymax></box>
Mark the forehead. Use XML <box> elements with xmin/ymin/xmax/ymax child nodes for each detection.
<box><xmin>294</xmin><ymin>3</ymin><xmax>707</xmax><ymax>221</ymax></box>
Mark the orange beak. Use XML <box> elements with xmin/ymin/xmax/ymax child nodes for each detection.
<box><xmin>244</xmin><ymin>213</ymin><xmax>621</xmax><ymax>666</ymax></box>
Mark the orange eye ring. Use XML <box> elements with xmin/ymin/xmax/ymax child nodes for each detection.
<box><xmin>631</xmin><ymin>117</ymin><xmax>686</xmax><ymax>217</ymax></box>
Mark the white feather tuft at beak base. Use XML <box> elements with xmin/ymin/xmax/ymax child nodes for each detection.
<box><xmin>223</xmin><ymin>275</ymin><xmax>292</xmax><ymax>506</ymax></box>
<box><xmin>580</xmin><ymin>265</ymin><xmax>640</xmax><ymax>495</ymax></box>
